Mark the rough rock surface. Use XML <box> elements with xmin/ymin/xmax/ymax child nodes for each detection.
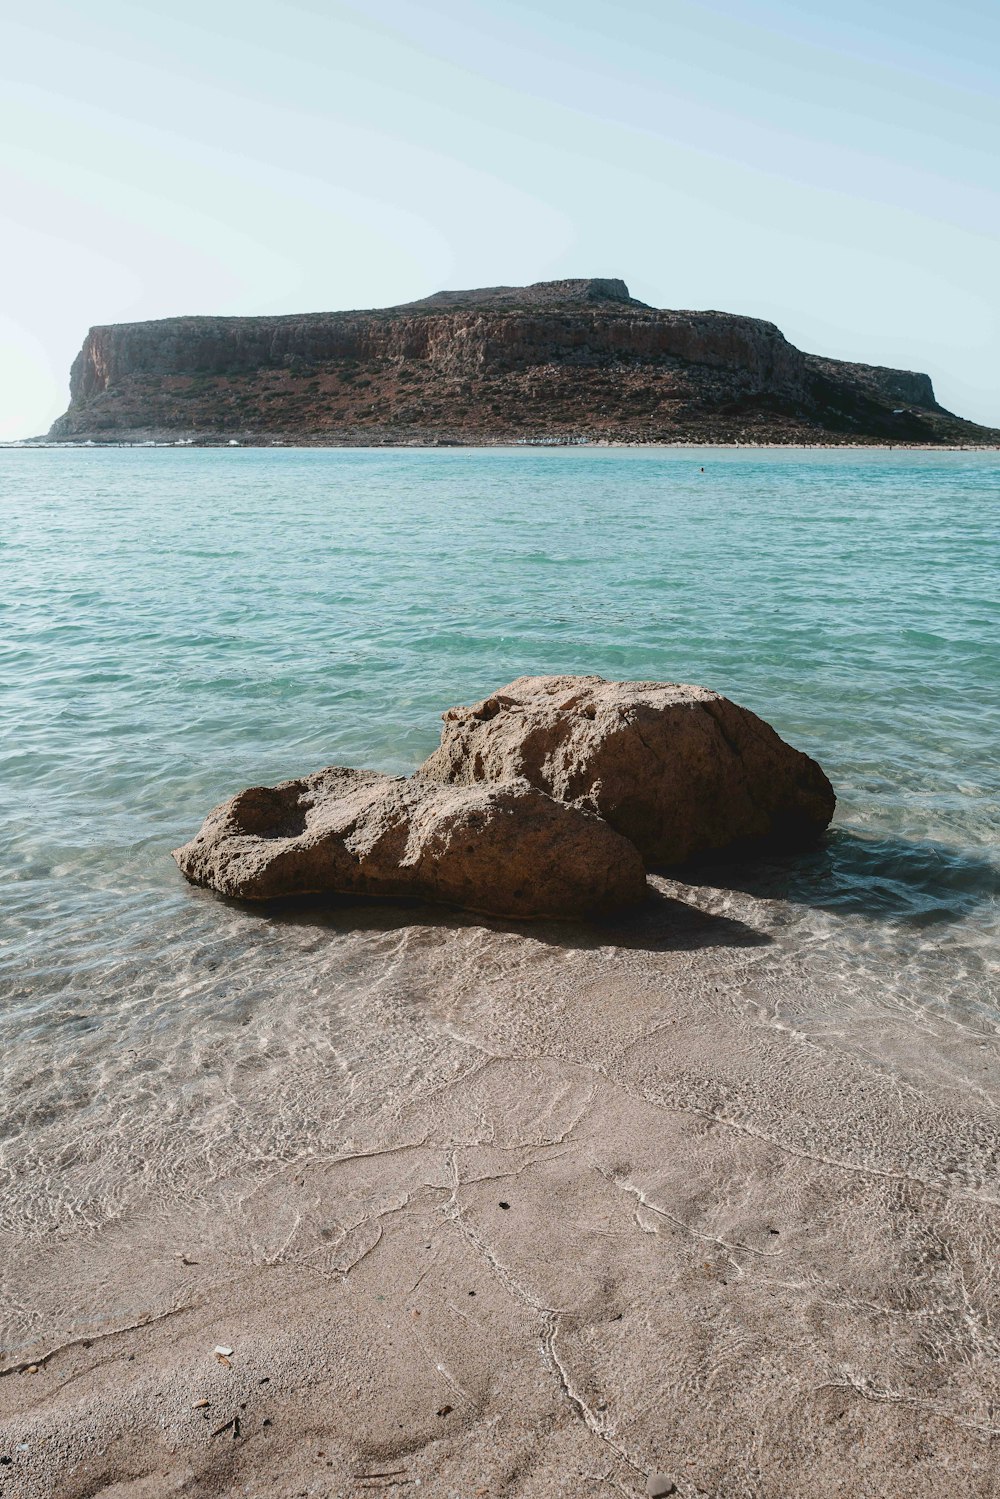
<box><xmin>46</xmin><ymin>277</ymin><xmax>999</xmax><ymax>446</ymax></box>
<box><xmin>172</xmin><ymin>765</ymin><xmax>647</xmax><ymax>919</ymax></box>
<box><xmin>417</xmin><ymin>675</ymin><xmax>836</xmax><ymax>866</ymax></box>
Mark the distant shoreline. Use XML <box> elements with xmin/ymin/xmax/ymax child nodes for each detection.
<box><xmin>6</xmin><ymin>438</ymin><xmax>1000</xmax><ymax>452</ymax></box>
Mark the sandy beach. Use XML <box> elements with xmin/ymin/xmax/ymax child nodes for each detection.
<box><xmin>4</xmin><ymin>867</ymin><xmax>999</xmax><ymax>1498</ymax></box>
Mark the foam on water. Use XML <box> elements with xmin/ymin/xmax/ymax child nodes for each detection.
<box><xmin>1</xmin><ymin>446</ymin><xmax>998</xmax><ymax>1253</ymax></box>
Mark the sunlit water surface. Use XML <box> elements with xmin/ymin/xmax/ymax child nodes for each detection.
<box><xmin>1</xmin><ymin>446</ymin><xmax>998</xmax><ymax>1244</ymax></box>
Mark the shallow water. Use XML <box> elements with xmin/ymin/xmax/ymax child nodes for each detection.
<box><xmin>1</xmin><ymin>446</ymin><xmax>998</xmax><ymax>1253</ymax></box>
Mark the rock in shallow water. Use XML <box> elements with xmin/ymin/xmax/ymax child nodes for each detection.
<box><xmin>417</xmin><ymin>674</ymin><xmax>835</xmax><ymax>866</ymax></box>
<box><xmin>172</xmin><ymin>767</ymin><xmax>647</xmax><ymax>920</ymax></box>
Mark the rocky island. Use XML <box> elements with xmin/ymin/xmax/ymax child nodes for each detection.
<box><xmin>47</xmin><ymin>277</ymin><xmax>1000</xmax><ymax>446</ymax></box>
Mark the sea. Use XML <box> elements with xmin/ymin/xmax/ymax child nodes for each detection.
<box><xmin>1</xmin><ymin>445</ymin><xmax>998</xmax><ymax>1277</ymax></box>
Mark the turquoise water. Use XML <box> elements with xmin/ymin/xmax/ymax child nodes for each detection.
<box><xmin>1</xmin><ymin>446</ymin><xmax>998</xmax><ymax>1232</ymax></box>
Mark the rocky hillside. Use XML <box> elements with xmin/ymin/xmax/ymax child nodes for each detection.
<box><xmin>47</xmin><ymin>278</ymin><xmax>999</xmax><ymax>445</ymax></box>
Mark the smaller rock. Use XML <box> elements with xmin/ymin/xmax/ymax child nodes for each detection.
<box><xmin>173</xmin><ymin>767</ymin><xmax>647</xmax><ymax>921</ymax></box>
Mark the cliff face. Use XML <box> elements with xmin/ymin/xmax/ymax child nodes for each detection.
<box><xmin>49</xmin><ymin>278</ymin><xmax>998</xmax><ymax>445</ymax></box>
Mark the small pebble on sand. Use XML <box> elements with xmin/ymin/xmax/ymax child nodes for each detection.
<box><xmin>646</xmin><ymin>1476</ymin><xmax>677</xmax><ymax>1497</ymax></box>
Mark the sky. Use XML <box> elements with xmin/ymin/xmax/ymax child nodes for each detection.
<box><xmin>1</xmin><ymin>0</ymin><xmax>998</xmax><ymax>438</ymax></box>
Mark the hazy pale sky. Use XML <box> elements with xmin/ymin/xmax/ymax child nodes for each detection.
<box><xmin>2</xmin><ymin>0</ymin><xmax>998</xmax><ymax>438</ymax></box>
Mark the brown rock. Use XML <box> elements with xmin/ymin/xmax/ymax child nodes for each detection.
<box><xmin>417</xmin><ymin>675</ymin><xmax>835</xmax><ymax>867</ymax></box>
<box><xmin>172</xmin><ymin>766</ymin><xmax>647</xmax><ymax>920</ymax></box>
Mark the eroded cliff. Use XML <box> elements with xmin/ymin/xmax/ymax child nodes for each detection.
<box><xmin>48</xmin><ymin>277</ymin><xmax>998</xmax><ymax>445</ymax></box>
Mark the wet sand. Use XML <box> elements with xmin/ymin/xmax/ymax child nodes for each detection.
<box><xmin>3</xmin><ymin>875</ymin><xmax>1000</xmax><ymax>1498</ymax></box>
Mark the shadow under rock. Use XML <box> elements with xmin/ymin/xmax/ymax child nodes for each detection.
<box><xmin>227</xmin><ymin>883</ymin><xmax>773</xmax><ymax>955</ymax></box>
<box><xmin>674</xmin><ymin>826</ymin><xmax>1000</xmax><ymax>928</ymax></box>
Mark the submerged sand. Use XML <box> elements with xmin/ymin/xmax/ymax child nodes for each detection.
<box><xmin>2</xmin><ymin>873</ymin><xmax>999</xmax><ymax>1498</ymax></box>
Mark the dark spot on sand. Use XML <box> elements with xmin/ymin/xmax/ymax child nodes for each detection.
<box><xmin>499</xmin><ymin>1201</ymin><xmax>510</xmax><ymax>1210</ymax></box>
